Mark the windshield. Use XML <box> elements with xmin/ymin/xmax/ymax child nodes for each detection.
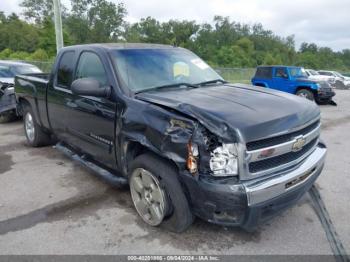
<box><xmin>111</xmin><ymin>48</ymin><xmax>223</xmax><ymax>92</ymax></box>
<box><xmin>289</xmin><ymin>67</ymin><xmax>308</xmax><ymax>78</ymax></box>
<box><xmin>334</xmin><ymin>72</ymin><xmax>344</xmax><ymax>78</ymax></box>
<box><xmin>0</xmin><ymin>66</ymin><xmax>13</xmax><ymax>77</ymax></box>
<box><xmin>13</xmin><ymin>65</ymin><xmax>42</xmax><ymax>75</ymax></box>
<box><xmin>308</xmin><ymin>69</ymin><xmax>319</xmax><ymax>75</ymax></box>
<box><xmin>319</xmin><ymin>71</ymin><xmax>332</xmax><ymax>76</ymax></box>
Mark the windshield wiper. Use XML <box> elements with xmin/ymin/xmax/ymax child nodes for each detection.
<box><xmin>135</xmin><ymin>82</ymin><xmax>199</xmax><ymax>94</ymax></box>
<box><xmin>196</xmin><ymin>79</ymin><xmax>228</xmax><ymax>86</ymax></box>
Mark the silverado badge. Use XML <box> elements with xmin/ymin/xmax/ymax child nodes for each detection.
<box><xmin>292</xmin><ymin>136</ymin><xmax>306</xmax><ymax>152</ymax></box>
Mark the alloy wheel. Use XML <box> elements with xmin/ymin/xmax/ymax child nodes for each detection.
<box><xmin>25</xmin><ymin>112</ymin><xmax>35</xmax><ymax>142</ymax></box>
<box><xmin>130</xmin><ymin>168</ymin><xmax>167</xmax><ymax>226</ymax></box>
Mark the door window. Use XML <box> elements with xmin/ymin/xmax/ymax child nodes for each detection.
<box><xmin>75</xmin><ymin>52</ymin><xmax>108</xmax><ymax>86</ymax></box>
<box><xmin>274</xmin><ymin>68</ymin><xmax>288</xmax><ymax>78</ymax></box>
<box><xmin>57</xmin><ymin>51</ymin><xmax>75</xmax><ymax>88</ymax></box>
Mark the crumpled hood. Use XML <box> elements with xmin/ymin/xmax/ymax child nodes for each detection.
<box><xmin>136</xmin><ymin>83</ymin><xmax>320</xmax><ymax>143</ymax></box>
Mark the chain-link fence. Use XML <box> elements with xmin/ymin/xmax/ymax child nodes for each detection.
<box><xmin>214</xmin><ymin>67</ymin><xmax>255</xmax><ymax>84</ymax></box>
<box><xmin>17</xmin><ymin>60</ymin><xmax>54</xmax><ymax>73</ymax></box>
<box><xmin>12</xmin><ymin>60</ymin><xmax>350</xmax><ymax>87</ymax></box>
<box><xmin>20</xmin><ymin>60</ymin><xmax>256</xmax><ymax>84</ymax></box>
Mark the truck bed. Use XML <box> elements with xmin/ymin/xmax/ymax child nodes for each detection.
<box><xmin>15</xmin><ymin>73</ymin><xmax>51</xmax><ymax>128</ymax></box>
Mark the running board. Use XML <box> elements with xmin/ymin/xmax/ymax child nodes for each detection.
<box><xmin>54</xmin><ymin>142</ymin><xmax>128</xmax><ymax>188</ymax></box>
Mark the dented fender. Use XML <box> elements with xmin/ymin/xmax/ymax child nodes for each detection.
<box><xmin>116</xmin><ymin>98</ymin><xmax>204</xmax><ymax>175</ymax></box>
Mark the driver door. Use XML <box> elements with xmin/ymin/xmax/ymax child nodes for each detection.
<box><xmin>272</xmin><ymin>67</ymin><xmax>290</xmax><ymax>92</ymax></box>
<box><xmin>64</xmin><ymin>51</ymin><xmax>117</xmax><ymax>169</ymax></box>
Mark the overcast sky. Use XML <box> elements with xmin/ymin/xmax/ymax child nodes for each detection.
<box><xmin>1</xmin><ymin>0</ymin><xmax>349</xmax><ymax>51</ymax></box>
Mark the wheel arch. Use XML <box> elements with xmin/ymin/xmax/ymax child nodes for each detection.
<box><xmin>295</xmin><ymin>86</ymin><xmax>317</xmax><ymax>95</ymax></box>
<box><xmin>122</xmin><ymin>139</ymin><xmax>180</xmax><ymax>177</ymax></box>
<box><xmin>123</xmin><ymin>140</ymin><xmax>194</xmax><ymax>207</ymax></box>
<box><xmin>253</xmin><ymin>82</ymin><xmax>268</xmax><ymax>88</ymax></box>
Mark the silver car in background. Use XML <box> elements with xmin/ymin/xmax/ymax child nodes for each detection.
<box><xmin>304</xmin><ymin>69</ymin><xmax>336</xmax><ymax>86</ymax></box>
<box><xmin>0</xmin><ymin>61</ymin><xmax>42</xmax><ymax>122</ymax></box>
<box><xmin>318</xmin><ymin>70</ymin><xmax>350</xmax><ymax>89</ymax></box>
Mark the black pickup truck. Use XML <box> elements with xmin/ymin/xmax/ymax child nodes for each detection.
<box><xmin>15</xmin><ymin>43</ymin><xmax>327</xmax><ymax>232</ymax></box>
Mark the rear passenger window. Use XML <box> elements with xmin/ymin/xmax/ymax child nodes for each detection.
<box><xmin>255</xmin><ymin>67</ymin><xmax>272</xmax><ymax>78</ymax></box>
<box><xmin>57</xmin><ymin>51</ymin><xmax>75</xmax><ymax>88</ymax></box>
<box><xmin>75</xmin><ymin>52</ymin><xmax>108</xmax><ymax>86</ymax></box>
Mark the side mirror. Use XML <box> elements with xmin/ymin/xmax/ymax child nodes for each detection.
<box><xmin>71</xmin><ymin>78</ymin><xmax>111</xmax><ymax>98</ymax></box>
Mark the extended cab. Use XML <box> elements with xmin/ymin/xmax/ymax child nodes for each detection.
<box><xmin>15</xmin><ymin>44</ymin><xmax>327</xmax><ymax>232</ymax></box>
<box><xmin>251</xmin><ymin>66</ymin><xmax>335</xmax><ymax>103</ymax></box>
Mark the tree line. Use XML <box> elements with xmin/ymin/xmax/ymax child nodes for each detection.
<box><xmin>0</xmin><ymin>0</ymin><xmax>349</xmax><ymax>72</ymax></box>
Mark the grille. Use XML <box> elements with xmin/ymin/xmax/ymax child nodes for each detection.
<box><xmin>249</xmin><ymin>138</ymin><xmax>318</xmax><ymax>173</ymax></box>
<box><xmin>246</xmin><ymin>120</ymin><xmax>320</xmax><ymax>151</ymax></box>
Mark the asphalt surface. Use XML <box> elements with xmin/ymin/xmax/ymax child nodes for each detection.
<box><xmin>0</xmin><ymin>91</ymin><xmax>349</xmax><ymax>255</ymax></box>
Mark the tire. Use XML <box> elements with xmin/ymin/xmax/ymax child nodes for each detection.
<box><xmin>128</xmin><ymin>153</ymin><xmax>194</xmax><ymax>232</ymax></box>
<box><xmin>296</xmin><ymin>89</ymin><xmax>315</xmax><ymax>101</ymax></box>
<box><xmin>23</xmin><ymin>105</ymin><xmax>51</xmax><ymax>147</ymax></box>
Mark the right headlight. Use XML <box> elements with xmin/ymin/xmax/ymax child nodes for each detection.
<box><xmin>209</xmin><ymin>143</ymin><xmax>238</xmax><ymax>176</ymax></box>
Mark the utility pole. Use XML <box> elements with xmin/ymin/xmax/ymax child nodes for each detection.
<box><xmin>53</xmin><ymin>0</ymin><xmax>64</xmax><ymax>53</ymax></box>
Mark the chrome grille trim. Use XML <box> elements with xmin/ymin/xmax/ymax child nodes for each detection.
<box><xmin>246</xmin><ymin>119</ymin><xmax>320</xmax><ymax>151</ymax></box>
<box><xmin>248</xmin><ymin>138</ymin><xmax>319</xmax><ymax>176</ymax></box>
<box><xmin>247</xmin><ymin>123</ymin><xmax>320</xmax><ymax>162</ymax></box>
<box><xmin>240</xmin><ymin>119</ymin><xmax>321</xmax><ymax>180</ymax></box>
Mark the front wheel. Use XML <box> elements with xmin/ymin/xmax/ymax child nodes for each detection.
<box><xmin>130</xmin><ymin>167</ymin><xmax>167</xmax><ymax>226</ymax></box>
<box><xmin>129</xmin><ymin>153</ymin><xmax>194</xmax><ymax>232</ymax></box>
<box><xmin>296</xmin><ymin>89</ymin><xmax>315</xmax><ymax>101</ymax></box>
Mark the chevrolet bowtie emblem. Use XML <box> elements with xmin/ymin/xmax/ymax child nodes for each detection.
<box><xmin>292</xmin><ymin>136</ymin><xmax>306</xmax><ymax>152</ymax></box>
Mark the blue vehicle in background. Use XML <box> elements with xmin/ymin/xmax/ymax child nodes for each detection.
<box><xmin>251</xmin><ymin>66</ymin><xmax>335</xmax><ymax>103</ymax></box>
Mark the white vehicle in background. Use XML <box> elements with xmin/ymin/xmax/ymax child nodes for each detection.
<box><xmin>304</xmin><ymin>69</ymin><xmax>335</xmax><ymax>86</ymax></box>
<box><xmin>318</xmin><ymin>70</ymin><xmax>350</xmax><ymax>89</ymax></box>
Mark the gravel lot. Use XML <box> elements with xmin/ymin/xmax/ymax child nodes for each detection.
<box><xmin>0</xmin><ymin>90</ymin><xmax>349</xmax><ymax>256</ymax></box>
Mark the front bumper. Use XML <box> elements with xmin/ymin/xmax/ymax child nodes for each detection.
<box><xmin>0</xmin><ymin>87</ymin><xmax>17</xmax><ymax>115</ymax></box>
<box><xmin>317</xmin><ymin>89</ymin><xmax>335</xmax><ymax>101</ymax></box>
<box><xmin>181</xmin><ymin>143</ymin><xmax>326</xmax><ymax>230</ymax></box>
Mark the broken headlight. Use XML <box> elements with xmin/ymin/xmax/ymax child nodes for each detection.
<box><xmin>209</xmin><ymin>144</ymin><xmax>238</xmax><ymax>176</ymax></box>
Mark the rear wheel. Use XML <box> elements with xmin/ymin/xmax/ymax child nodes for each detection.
<box><xmin>296</xmin><ymin>89</ymin><xmax>314</xmax><ymax>101</ymax></box>
<box><xmin>23</xmin><ymin>106</ymin><xmax>51</xmax><ymax>147</ymax></box>
<box><xmin>129</xmin><ymin>153</ymin><xmax>194</xmax><ymax>232</ymax></box>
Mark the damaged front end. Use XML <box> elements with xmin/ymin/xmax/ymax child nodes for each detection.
<box><xmin>0</xmin><ymin>82</ymin><xmax>18</xmax><ymax>121</ymax></box>
<box><xmin>121</xmin><ymin>86</ymin><xmax>326</xmax><ymax>230</ymax></box>
<box><xmin>116</xmin><ymin>97</ymin><xmax>250</xmax><ymax>228</ymax></box>
<box><xmin>182</xmin><ymin>124</ymin><xmax>248</xmax><ymax>226</ymax></box>
<box><xmin>120</xmin><ymin>95</ymin><xmax>250</xmax><ymax>226</ymax></box>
